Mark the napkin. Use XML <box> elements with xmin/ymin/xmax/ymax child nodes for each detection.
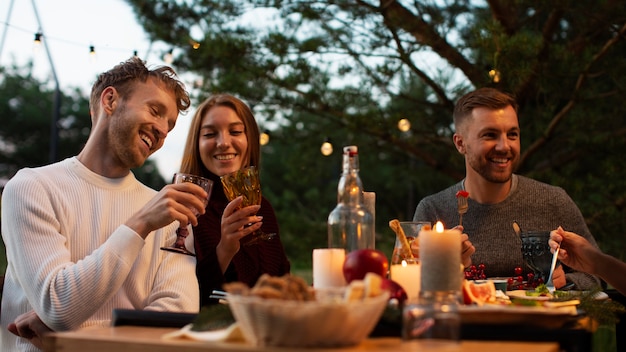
<box><xmin>162</xmin><ymin>322</ymin><xmax>245</xmax><ymax>342</ymax></box>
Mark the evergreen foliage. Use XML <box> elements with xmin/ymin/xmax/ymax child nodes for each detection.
<box><xmin>125</xmin><ymin>0</ymin><xmax>626</xmax><ymax>268</ymax></box>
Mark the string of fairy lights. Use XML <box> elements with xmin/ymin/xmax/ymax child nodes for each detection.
<box><xmin>26</xmin><ymin>28</ymin><xmax>176</xmax><ymax>65</ymax></box>
<box><xmin>32</xmin><ymin>30</ymin><xmax>417</xmax><ymax>156</ymax></box>
<box><xmin>2</xmin><ymin>21</ymin><xmax>502</xmax><ymax>157</ymax></box>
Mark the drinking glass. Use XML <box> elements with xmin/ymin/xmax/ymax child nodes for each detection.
<box><xmin>161</xmin><ymin>173</ymin><xmax>213</xmax><ymax>256</ymax></box>
<box><xmin>402</xmin><ymin>291</ymin><xmax>460</xmax><ymax>344</ymax></box>
<box><xmin>391</xmin><ymin>221</ymin><xmax>431</xmax><ymax>265</ymax></box>
<box><xmin>520</xmin><ymin>231</ymin><xmax>553</xmax><ymax>283</ymax></box>
<box><xmin>220</xmin><ymin>166</ymin><xmax>276</xmax><ymax>246</ymax></box>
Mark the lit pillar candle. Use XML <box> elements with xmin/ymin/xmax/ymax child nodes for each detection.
<box><xmin>390</xmin><ymin>258</ymin><xmax>420</xmax><ymax>301</ymax></box>
<box><xmin>312</xmin><ymin>248</ymin><xmax>347</xmax><ymax>288</ymax></box>
<box><xmin>419</xmin><ymin>221</ymin><xmax>462</xmax><ymax>292</ymax></box>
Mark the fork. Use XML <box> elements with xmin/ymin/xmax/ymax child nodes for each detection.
<box><xmin>457</xmin><ymin>196</ymin><xmax>468</xmax><ymax>226</ymax></box>
<box><xmin>546</xmin><ymin>244</ymin><xmax>560</xmax><ymax>293</ymax></box>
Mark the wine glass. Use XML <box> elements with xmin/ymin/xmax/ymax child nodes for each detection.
<box><xmin>220</xmin><ymin>166</ymin><xmax>276</xmax><ymax>246</ymax></box>
<box><xmin>161</xmin><ymin>173</ymin><xmax>213</xmax><ymax>256</ymax></box>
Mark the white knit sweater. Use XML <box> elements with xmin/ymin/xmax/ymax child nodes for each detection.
<box><xmin>1</xmin><ymin>157</ymin><xmax>199</xmax><ymax>351</ymax></box>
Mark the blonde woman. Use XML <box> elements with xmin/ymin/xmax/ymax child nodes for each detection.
<box><xmin>180</xmin><ymin>94</ymin><xmax>290</xmax><ymax>306</ymax></box>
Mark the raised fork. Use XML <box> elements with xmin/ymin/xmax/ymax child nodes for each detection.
<box><xmin>457</xmin><ymin>196</ymin><xmax>468</xmax><ymax>226</ymax></box>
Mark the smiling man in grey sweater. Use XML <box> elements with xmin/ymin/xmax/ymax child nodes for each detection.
<box><xmin>414</xmin><ymin>87</ymin><xmax>601</xmax><ymax>290</ymax></box>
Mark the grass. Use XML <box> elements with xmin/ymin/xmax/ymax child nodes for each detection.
<box><xmin>292</xmin><ymin>266</ymin><xmax>313</xmax><ymax>285</ymax></box>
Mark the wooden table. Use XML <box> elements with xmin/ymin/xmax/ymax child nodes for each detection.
<box><xmin>43</xmin><ymin>326</ymin><xmax>560</xmax><ymax>352</ymax></box>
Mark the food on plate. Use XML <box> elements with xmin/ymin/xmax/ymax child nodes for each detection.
<box><xmin>342</xmin><ymin>249</ymin><xmax>389</xmax><ymax>282</ymax></box>
<box><xmin>223</xmin><ymin>274</ymin><xmax>315</xmax><ymax>301</ymax></box>
<box><xmin>462</xmin><ymin>279</ymin><xmax>496</xmax><ymax>305</ymax></box>
<box><xmin>525</xmin><ymin>283</ymin><xmax>551</xmax><ymax>297</ymax></box>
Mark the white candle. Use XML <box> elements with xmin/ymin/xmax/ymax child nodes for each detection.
<box><xmin>363</xmin><ymin>192</ymin><xmax>375</xmax><ymax>221</ymax></box>
<box><xmin>390</xmin><ymin>259</ymin><xmax>420</xmax><ymax>301</ymax></box>
<box><xmin>312</xmin><ymin>248</ymin><xmax>347</xmax><ymax>288</ymax></box>
<box><xmin>419</xmin><ymin>221</ymin><xmax>462</xmax><ymax>292</ymax></box>
<box><xmin>363</xmin><ymin>191</ymin><xmax>376</xmax><ymax>249</ymax></box>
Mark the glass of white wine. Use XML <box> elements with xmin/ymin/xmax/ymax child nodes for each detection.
<box><xmin>221</xmin><ymin>166</ymin><xmax>276</xmax><ymax>246</ymax></box>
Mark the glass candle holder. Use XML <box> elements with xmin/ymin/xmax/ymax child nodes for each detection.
<box><xmin>402</xmin><ymin>291</ymin><xmax>461</xmax><ymax>344</ymax></box>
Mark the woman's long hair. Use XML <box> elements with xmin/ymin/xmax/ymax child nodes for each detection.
<box><xmin>179</xmin><ymin>94</ymin><xmax>260</xmax><ymax>177</ymax></box>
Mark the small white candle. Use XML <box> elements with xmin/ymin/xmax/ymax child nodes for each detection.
<box><xmin>363</xmin><ymin>191</ymin><xmax>376</xmax><ymax>249</ymax></box>
<box><xmin>390</xmin><ymin>259</ymin><xmax>420</xmax><ymax>301</ymax></box>
<box><xmin>312</xmin><ymin>248</ymin><xmax>347</xmax><ymax>288</ymax></box>
<box><xmin>419</xmin><ymin>221</ymin><xmax>462</xmax><ymax>292</ymax></box>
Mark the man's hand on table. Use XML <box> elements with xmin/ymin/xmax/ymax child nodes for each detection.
<box><xmin>8</xmin><ymin>310</ymin><xmax>52</xmax><ymax>350</ymax></box>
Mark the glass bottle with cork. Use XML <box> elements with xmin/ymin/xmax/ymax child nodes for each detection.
<box><xmin>327</xmin><ymin>145</ymin><xmax>375</xmax><ymax>252</ymax></box>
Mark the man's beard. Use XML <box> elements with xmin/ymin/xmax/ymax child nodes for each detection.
<box><xmin>468</xmin><ymin>155</ymin><xmax>516</xmax><ymax>184</ymax></box>
<box><xmin>108</xmin><ymin>108</ymin><xmax>149</xmax><ymax>169</ymax></box>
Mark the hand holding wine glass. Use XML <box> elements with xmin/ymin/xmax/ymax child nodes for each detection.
<box><xmin>161</xmin><ymin>173</ymin><xmax>214</xmax><ymax>255</ymax></box>
<box><xmin>220</xmin><ymin>166</ymin><xmax>276</xmax><ymax>246</ymax></box>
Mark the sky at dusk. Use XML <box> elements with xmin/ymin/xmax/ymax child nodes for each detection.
<box><xmin>1</xmin><ymin>0</ymin><xmax>194</xmax><ymax>178</ymax></box>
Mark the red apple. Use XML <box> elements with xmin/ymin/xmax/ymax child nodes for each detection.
<box><xmin>381</xmin><ymin>278</ymin><xmax>408</xmax><ymax>304</ymax></box>
<box><xmin>342</xmin><ymin>249</ymin><xmax>389</xmax><ymax>283</ymax></box>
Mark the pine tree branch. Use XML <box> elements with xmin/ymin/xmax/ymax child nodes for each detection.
<box><xmin>373</xmin><ymin>0</ymin><xmax>484</xmax><ymax>84</ymax></box>
<box><xmin>387</xmin><ymin>26</ymin><xmax>452</xmax><ymax>106</ymax></box>
<box><xmin>486</xmin><ymin>0</ymin><xmax>518</xmax><ymax>35</ymax></box>
<box><xmin>519</xmin><ymin>22</ymin><xmax>626</xmax><ymax>169</ymax></box>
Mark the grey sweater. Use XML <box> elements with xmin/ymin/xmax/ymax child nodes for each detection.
<box><xmin>413</xmin><ymin>175</ymin><xmax>601</xmax><ymax>290</ymax></box>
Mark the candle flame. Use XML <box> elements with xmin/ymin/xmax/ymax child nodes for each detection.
<box><xmin>435</xmin><ymin>221</ymin><xmax>444</xmax><ymax>233</ymax></box>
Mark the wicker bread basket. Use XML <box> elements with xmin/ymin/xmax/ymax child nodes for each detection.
<box><xmin>227</xmin><ymin>291</ymin><xmax>389</xmax><ymax>347</ymax></box>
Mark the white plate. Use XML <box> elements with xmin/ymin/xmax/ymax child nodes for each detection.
<box><xmin>506</xmin><ymin>290</ymin><xmax>553</xmax><ymax>301</ymax></box>
<box><xmin>507</xmin><ymin>289</ymin><xmax>609</xmax><ymax>301</ymax></box>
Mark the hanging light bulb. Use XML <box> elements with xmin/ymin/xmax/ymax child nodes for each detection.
<box><xmin>398</xmin><ymin>118</ymin><xmax>411</xmax><ymax>132</ymax></box>
<box><xmin>489</xmin><ymin>69</ymin><xmax>501</xmax><ymax>83</ymax></box>
<box><xmin>164</xmin><ymin>49</ymin><xmax>174</xmax><ymax>64</ymax></box>
<box><xmin>89</xmin><ymin>45</ymin><xmax>96</xmax><ymax>62</ymax></box>
<box><xmin>260</xmin><ymin>130</ymin><xmax>270</xmax><ymax>145</ymax></box>
<box><xmin>33</xmin><ymin>32</ymin><xmax>43</xmax><ymax>53</ymax></box>
<box><xmin>321</xmin><ymin>138</ymin><xmax>333</xmax><ymax>156</ymax></box>
<box><xmin>189</xmin><ymin>39</ymin><xmax>201</xmax><ymax>50</ymax></box>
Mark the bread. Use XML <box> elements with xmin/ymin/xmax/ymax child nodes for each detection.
<box><xmin>224</xmin><ymin>274</ymin><xmax>316</xmax><ymax>301</ymax></box>
<box><xmin>363</xmin><ymin>272</ymin><xmax>383</xmax><ymax>298</ymax></box>
<box><xmin>343</xmin><ymin>273</ymin><xmax>384</xmax><ymax>302</ymax></box>
<box><xmin>344</xmin><ymin>280</ymin><xmax>365</xmax><ymax>302</ymax></box>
